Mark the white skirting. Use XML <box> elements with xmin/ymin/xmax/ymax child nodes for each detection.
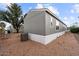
<box><xmin>28</xmin><ymin>31</ymin><xmax>65</xmax><ymax>45</ymax></box>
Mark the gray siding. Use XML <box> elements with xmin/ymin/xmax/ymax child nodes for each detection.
<box><xmin>24</xmin><ymin>11</ymin><xmax>45</xmax><ymax>35</ymax></box>
<box><xmin>59</xmin><ymin>22</ymin><xmax>67</xmax><ymax>31</ymax></box>
<box><xmin>45</xmin><ymin>12</ymin><xmax>67</xmax><ymax>35</ymax></box>
<box><xmin>45</xmin><ymin>12</ymin><xmax>56</xmax><ymax>35</ymax></box>
<box><xmin>24</xmin><ymin>10</ymin><xmax>67</xmax><ymax>36</ymax></box>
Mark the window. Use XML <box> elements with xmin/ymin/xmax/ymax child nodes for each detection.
<box><xmin>56</xmin><ymin>20</ymin><xmax>59</xmax><ymax>30</ymax></box>
<box><xmin>51</xmin><ymin>17</ymin><xmax>53</xmax><ymax>26</ymax></box>
<box><xmin>56</xmin><ymin>25</ymin><xmax>59</xmax><ymax>30</ymax></box>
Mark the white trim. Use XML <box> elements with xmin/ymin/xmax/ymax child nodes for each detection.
<box><xmin>28</xmin><ymin>33</ymin><xmax>45</xmax><ymax>44</ymax></box>
<box><xmin>28</xmin><ymin>31</ymin><xmax>66</xmax><ymax>45</ymax></box>
<box><xmin>45</xmin><ymin>31</ymin><xmax>65</xmax><ymax>44</ymax></box>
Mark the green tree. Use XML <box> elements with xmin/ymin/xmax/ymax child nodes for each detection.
<box><xmin>0</xmin><ymin>3</ymin><xmax>27</xmax><ymax>33</ymax></box>
<box><xmin>70</xmin><ymin>24</ymin><xmax>79</xmax><ymax>33</ymax></box>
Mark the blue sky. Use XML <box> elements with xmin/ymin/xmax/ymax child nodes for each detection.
<box><xmin>0</xmin><ymin>3</ymin><xmax>79</xmax><ymax>27</ymax></box>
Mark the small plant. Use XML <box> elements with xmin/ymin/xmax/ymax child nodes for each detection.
<box><xmin>0</xmin><ymin>22</ymin><xmax>5</xmax><ymax>33</ymax></box>
<box><xmin>0</xmin><ymin>22</ymin><xmax>6</xmax><ymax>39</ymax></box>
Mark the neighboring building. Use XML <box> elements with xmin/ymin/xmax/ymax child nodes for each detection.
<box><xmin>24</xmin><ymin>8</ymin><xmax>67</xmax><ymax>45</ymax></box>
<box><xmin>0</xmin><ymin>21</ymin><xmax>13</xmax><ymax>33</ymax></box>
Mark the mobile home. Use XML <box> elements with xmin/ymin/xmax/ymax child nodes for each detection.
<box><xmin>24</xmin><ymin>8</ymin><xmax>67</xmax><ymax>45</ymax></box>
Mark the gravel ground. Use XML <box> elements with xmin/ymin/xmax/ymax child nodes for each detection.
<box><xmin>0</xmin><ymin>32</ymin><xmax>79</xmax><ymax>56</ymax></box>
<box><xmin>74</xmin><ymin>33</ymin><xmax>79</xmax><ymax>43</ymax></box>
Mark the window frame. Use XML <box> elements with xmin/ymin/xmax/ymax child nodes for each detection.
<box><xmin>56</xmin><ymin>20</ymin><xmax>59</xmax><ymax>30</ymax></box>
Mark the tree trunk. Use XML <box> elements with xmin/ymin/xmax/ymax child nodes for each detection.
<box><xmin>16</xmin><ymin>28</ymin><xmax>19</xmax><ymax>33</ymax></box>
<box><xmin>13</xmin><ymin>25</ymin><xmax>20</xmax><ymax>33</ymax></box>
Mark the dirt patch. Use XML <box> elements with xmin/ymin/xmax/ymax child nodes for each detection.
<box><xmin>74</xmin><ymin>33</ymin><xmax>79</xmax><ymax>43</ymax></box>
<box><xmin>0</xmin><ymin>32</ymin><xmax>79</xmax><ymax>56</ymax></box>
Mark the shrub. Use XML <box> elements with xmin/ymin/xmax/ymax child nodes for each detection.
<box><xmin>70</xmin><ymin>27</ymin><xmax>79</xmax><ymax>33</ymax></box>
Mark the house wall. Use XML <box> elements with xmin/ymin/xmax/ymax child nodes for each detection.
<box><xmin>45</xmin><ymin>12</ymin><xmax>67</xmax><ymax>35</ymax></box>
<box><xmin>59</xmin><ymin>22</ymin><xmax>67</xmax><ymax>31</ymax></box>
<box><xmin>24</xmin><ymin>11</ymin><xmax>46</xmax><ymax>35</ymax></box>
<box><xmin>24</xmin><ymin>10</ymin><xmax>67</xmax><ymax>36</ymax></box>
<box><xmin>45</xmin><ymin>12</ymin><xmax>56</xmax><ymax>35</ymax></box>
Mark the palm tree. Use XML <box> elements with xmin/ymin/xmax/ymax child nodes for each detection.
<box><xmin>0</xmin><ymin>3</ymin><xmax>27</xmax><ymax>33</ymax></box>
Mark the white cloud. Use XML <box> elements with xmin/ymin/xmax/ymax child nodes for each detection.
<box><xmin>64</xmin><ymin>21</ymin><xmax>71</xmax><ymax>27</ymax></box>
<box><xmin>35</xmin><ymin>4</ymin><xmax>59</xmax><ymax>15</ymax></box>
<box><xmin>74</xmin><ymin>4</ymin><xmax>79</xmax><ymax>13</ymax></box>
<box><xmin>74</xmin><ymin>4</ymin><xmax>79</xmax><ymax>7</ymax></box>
<box><xmin>0</xmin><ymin>4</ymin><xmax>7</xmax><ymax>10</ymax></box>
<box><xmin>70</xmin><ymin>16</ymin><xmax>75</xmax><ymax>20</ymax></box>
<box><xmin>36</xmin><ymin>4</ymin><xmax>43</xmax><ymax>9</ymax></box>
<box><xmin>63</xmin><ymin>16</ymin><xmax>76</xmax><ymax>27</ymax></box>
<box><xmin>5</xmin><ymin>3</ymin><xmax>11</xmax><ymax>6</ymax></box>
<box><xmin>47</xmin><ymin>6</ymin><xmax>59</xmax><ymax>15</ymax></box>
<box><xmin>28</xmin><ymin>7</ymin><xmax>32</xmax><ymax>10</ymax></box>
<box><xmin>63</xmin><ymin>17</ymin><xmax>68</xmax><ymax>20</ymax></box>
<box><xmin>70</xmin><ymin>9</ymin><xmax>74</xmax><ymax>13</ymax></box>
<box><xmin>63</xmin><ymin>17</ymin><xmax>71</xmax><ymax>27</ymax></box>
<box><xmin>0</xmin><ymin>3</ymin><xmax>11</xmax><ymax>10</ymax></box>
<box><xmin>71</xmin><ymin>4</ymin><xmax>79</xmax><ymax>13</ymax></box>
<box><xmin>43</xmin><ymin>4</ymin><xmax>53</xmax><ymax>7</ymax></box>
